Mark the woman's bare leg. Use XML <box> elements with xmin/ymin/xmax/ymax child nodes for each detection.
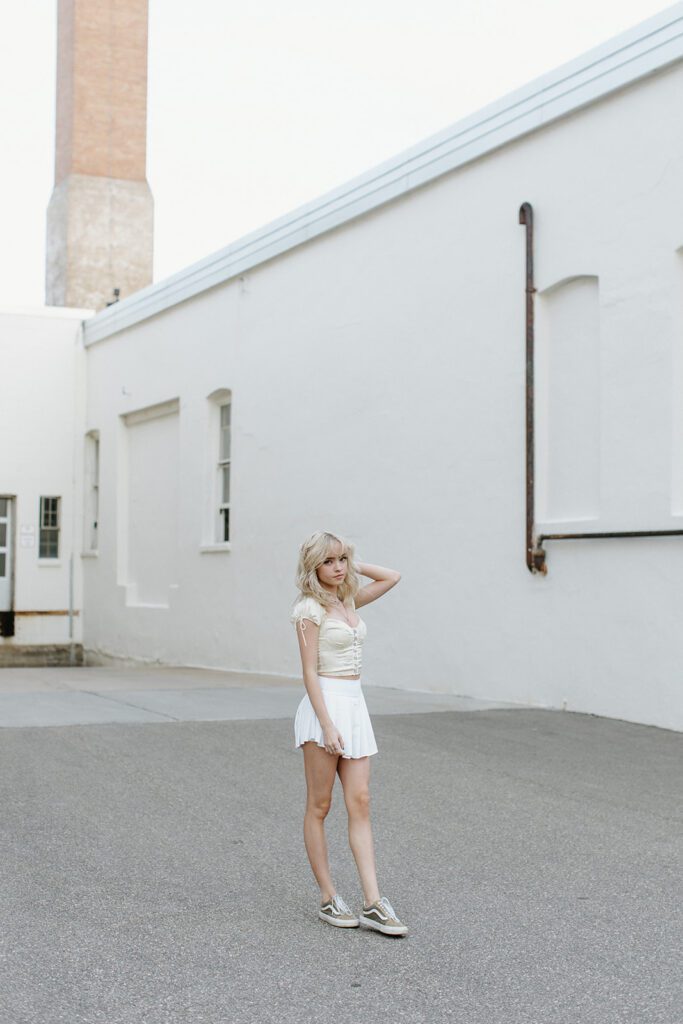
<box><xmin>337</xmin><ymin>756</ymin><xmax>380</xmax><ymax>905</ymax></box>
<box><xmin>302</xmin><ymin>741</ymin><xmax>339</xmax><ymax>901</ymax></box>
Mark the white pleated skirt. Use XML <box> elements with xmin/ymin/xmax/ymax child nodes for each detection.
<box><xmin>294</xmin><ymin>676</ymin><xmax>378</xmax><ymax>759</ymax></box>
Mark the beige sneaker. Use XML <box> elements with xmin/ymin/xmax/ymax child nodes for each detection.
<box><xmin>358</xmin><ymin>896</ymin><xmax>408</xmax><ymax>936</ymax></box>
<box><xmin>319</xmin><ymin>893</ymin><xmax>360</xmax><ymax>928</ymax></box>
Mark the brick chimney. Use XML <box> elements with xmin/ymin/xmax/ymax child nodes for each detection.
<box><xmin>46</xmin><ymin>0</ymin><xmax>154</xmax><ymax>311</ymax></box>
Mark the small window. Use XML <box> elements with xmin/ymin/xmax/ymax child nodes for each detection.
<box><xmin>84</xmin><ymin>432</ymin><xmax>100</xmax><ymax>551</ymax></box>
<box><xmin>39</xmin><ymin>496</ymin><xmax>60</xmax><ymax>558</ymax></box>
<box><xmin>218</xmin><ymin>402</ymin><xmax>231</xmax><ymax>541</ymax></box>
<box><xmin>0</xmin><ymin>497</ymin><xmax>8</xmax><ymax>578</ymax></box>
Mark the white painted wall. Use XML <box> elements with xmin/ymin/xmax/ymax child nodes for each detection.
<box><xmin>80</xmin><ymin>59</ymin><xmax>683</xmax><ymax>732</ymax></box>
<box><xmin>0</xmin><ymin>308</ymin><xmax>88</xmax><ymax>646</ymax></box>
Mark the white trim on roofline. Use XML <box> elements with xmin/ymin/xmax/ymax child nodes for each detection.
<box><xmin>83</xmin><ymin>2</ymin><xmax>683</xmax><ymax>346</ymax></box>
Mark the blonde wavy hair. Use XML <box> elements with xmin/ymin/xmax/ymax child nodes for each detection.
<box><xmin>294</xmin><ymin>531</ymin><xmax>361</xmax><ymax>610</ymax></box>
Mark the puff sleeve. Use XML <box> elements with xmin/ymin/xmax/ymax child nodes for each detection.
<box><xmin>290</xmin><ymin>596</ymin><xmax>324</xmax><ymax>647</ymax></box>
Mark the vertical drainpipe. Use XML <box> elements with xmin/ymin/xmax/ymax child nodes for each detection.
<box><xmin>68</xmin><ymin>551</ymin><xmax>74</xmax><ymax>665</ymax></box>
<box><xmin>518</xmin><ymin>202</ymin><xmax>546</xmax><ymax>575</ymax></box>
<box><xmin>68</xmin><ymin>321</ymin><xmax>84</xmax><ymax>668</ymax></box>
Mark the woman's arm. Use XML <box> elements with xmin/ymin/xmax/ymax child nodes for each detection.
<box><xmin>295</xmin><ymin>618</ymin><xmax>345</xmax><ymax>754</ymax></box>
<box><xmin>354</xmin><ymin>561</ymin><xmax>401</xmax><ymax>609</ymax></box>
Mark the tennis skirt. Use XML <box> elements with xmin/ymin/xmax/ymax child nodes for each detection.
<box><xmin>294</xmin><ymin>675</ymin><xmax>378</xmax><ymax>759</ymax></box>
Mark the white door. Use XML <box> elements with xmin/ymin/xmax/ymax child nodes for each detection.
<box><xmin>0</xmin><ymin>497</ymin><xmax>12</xmax><ymax>611</ymax></box>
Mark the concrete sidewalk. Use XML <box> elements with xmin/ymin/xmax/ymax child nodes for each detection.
<box><xmin>0</xmin><ymin>667</ymin><xmax>680</xmax><ymax>1024</ymax></box>
<box><xmin>0</xmin><ymin>665</ymin><xmax>519</xmax><ymax>728</ymax></box>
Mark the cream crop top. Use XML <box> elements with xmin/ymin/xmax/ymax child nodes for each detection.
<box><xmin>290</xmin><ymin>595</ymin><xmax>367</xmax><ymax>677</ymax></box>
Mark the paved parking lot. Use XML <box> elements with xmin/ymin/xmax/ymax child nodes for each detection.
<box><xmin>0</xmin><ymin>667</ymin><xmax>680</xmax><ymax>1024</ymax></box>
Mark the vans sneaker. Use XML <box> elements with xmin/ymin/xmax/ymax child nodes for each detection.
<box><xmin>358</xmin><ymin>896</ymin><xmax>408</xmax><ymax>936</ymax></box>
<box><xmin>319</xmin><ymin>893</ymin><xmax>360</xmax><ymax>928</ymax></box>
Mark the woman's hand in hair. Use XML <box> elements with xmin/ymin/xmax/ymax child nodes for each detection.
<box><xmin>354</xmin><ymin>562</ymin><xmax>401</xmax><ymax>609</ymax></box>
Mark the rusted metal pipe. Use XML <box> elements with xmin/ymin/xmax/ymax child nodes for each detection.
<box><xmin>537</xmin><ymin>529</ymin><xmax>683</xmax><ymax>563</ymax></box>
<box><xmin>518</xmin><ymin>202</ymin><xmax>683</xmax><ymax>573</ymax></box>
<box><xmin>538</xmin><ymin>530</ymin><xmax>683</xmax><ymax>540</ymax></box>
<box><xmin>518</xmin><ymin>202</ymin><xmax>546</xmax><ymax>574</ymax></box>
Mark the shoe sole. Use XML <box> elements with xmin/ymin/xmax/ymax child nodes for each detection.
<box><xmin>358</xmin><ymin>914</ymin><xmax>408</xmax><ymax>936</ymax></box>
<box><xmin>319</xmin><ymin>910</ymin><xmax>360</xmax><ymax>927</ymax></box>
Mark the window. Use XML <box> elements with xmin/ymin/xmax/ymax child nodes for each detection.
<box><xmin>39</xmin><ymin>496</ymin><xmax>60</xmax><ymax>558</ymax></box>
<box><xmin>84</xmin><ymin>432</ymin><xmax>100</xmax><ymax>551</ymax></box>
<box><xmin>218</xmin><ymin>401</ymin><xmax>231</xmax><ymax>541</ymax></box>
<box><xmin>203</xmin><ymin>389</ymin><xmax>233</xmax><ymax>552</ymax></box>
<box><xmin>0</xmin><ymin>497</ymin><xmax>8</xmax><ymax>579</ymax></box>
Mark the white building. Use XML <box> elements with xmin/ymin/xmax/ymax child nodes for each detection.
<box><xmin>0</xmin><ymin>307</ymin><xmax>89</xmax><ymax>662</ymax></box>
<box><xmin>2</xmin><ymin>5</ymin><xmax>683</xmax><ymax>731</ymax></box>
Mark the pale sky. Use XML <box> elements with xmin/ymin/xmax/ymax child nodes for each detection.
<box><xmin>0</xmin><ymin>0</ymin><xmax>675</xmax><ymax>307</ymax></box>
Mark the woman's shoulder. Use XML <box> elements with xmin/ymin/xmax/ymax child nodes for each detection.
<box><xmin>290</xmin><ymin>593</ymin><xmax>326</xmax><ymax>624</ymax></box>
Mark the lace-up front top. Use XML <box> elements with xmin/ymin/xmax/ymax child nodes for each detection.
<box><xmin>290</xmin><ymin>595</ymin><xmax>366</xmax><ymax>677</ymax></box>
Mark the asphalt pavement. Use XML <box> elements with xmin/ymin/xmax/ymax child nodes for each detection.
<box><xmin>0</xmin><ymin>667</ymin><xmax>680</xmax><ymax>1024</ymax></box>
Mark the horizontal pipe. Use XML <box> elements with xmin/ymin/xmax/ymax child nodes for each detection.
<box><xmin>538</xmin><ymin>530</ymin><xmax>683</xmax><ymax>541</ymax></box>
<box><xmin>13</xmin><ymin>610</ymin><xmax>81</xmax><ymax>617</ymax></box>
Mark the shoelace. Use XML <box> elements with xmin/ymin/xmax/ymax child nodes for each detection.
<box><xmin>333</xmin><ymin>894</ymin><xmax>353</xmax><ymax>915</ymax></box>
<box><xmin>376</xmin><ymin>896</ymin><xmax>397</xmax><ymax>919</ymax></box>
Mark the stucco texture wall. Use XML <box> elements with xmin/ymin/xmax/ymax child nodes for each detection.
<box><xmin>0</xmin><ymin>310</ymin><xmax>86</xmax><ymax>645</ymax></box>
<box><xmin>83</xmin><ymin>62</ymin><xmax>683</xmax><ymax>731</ymax></box>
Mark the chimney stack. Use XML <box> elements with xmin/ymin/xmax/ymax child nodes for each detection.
<box><xmin>46</xmin><ymin>0</ymin><xmax>154</xmax><ymax>311</ymax></box>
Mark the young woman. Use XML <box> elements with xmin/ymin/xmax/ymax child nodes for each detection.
<box><xmin>290</xmin><ymin>530</ymin><xmax>408</xmax><ymax>937</ymax></box>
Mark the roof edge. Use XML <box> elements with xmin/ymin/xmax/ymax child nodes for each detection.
<box><xmin>83</xmin><ymin>3</ymin><xmax>683</xmax><ymax>346</ymax></box>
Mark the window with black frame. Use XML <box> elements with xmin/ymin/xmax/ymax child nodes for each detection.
<box><xmin>39</xmin><ymin>496</ymin><xmax>60</xmax><ymax>558</ymax></box>
<box><xmin>218</xmin><ymin>401</ymin><xmax>231</xmax><ymax>542</ymax></box>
